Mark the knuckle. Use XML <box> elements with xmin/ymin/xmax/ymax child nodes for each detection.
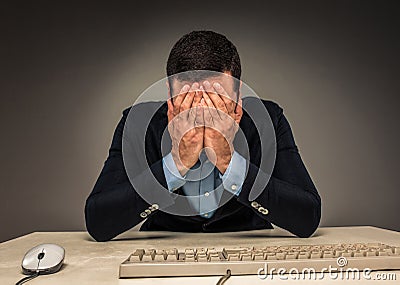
<box><xmin>217</xmin><ymin>102</ymin><xmax>225</xmax><ymax>109</ymax></box>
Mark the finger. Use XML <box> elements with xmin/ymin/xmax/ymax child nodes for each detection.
<box><xmin>192</xmin><ymin>89</ymin><xmax>202</xmax><ymax>108</ymax></box>
<box><xmin>213</xmin><ymin>82</ymin><xmax>235</xmax><ymax>116</ymax></box>
<box><xmin>172</xmin><ymin>84</ymin><xmax>190</xmax><ymax>115</ymax></box>
<box><xmin>180</xmin><ymin>83</ymin><xmax>198</xmax><ymax>110</ymax></box>
<box><xmin>167</xmin><ymin>98</ymin><xmax>174</xmax><ymax>122</ymax></box>
<box><xmin>195</xmin><ymin>97</ymin><xmax>205</xmax><ymax>127</ymax></box>
<box><xmin>180</xmin><ymin>83</ymin><xmax>198</xmax><ymax>119</ymax></box>
<box><xmin>166</xmin><ymin>98</ymin><xmax>177</xmax><ymax>136</ymax></box>
<box><xmin>201</xmin><ymin>86</ymin><xmax>216</xmax><ymax>109</ymax></box>
<box><xmin>234</xmin><ymin>98</ymin><xmax>243</xmax><ymax>124</ymax></box>
<box><xmin>191</xmin><ymin>89</ymin><xmax>202</xmax><ymax>124</ymax></box>
<box><xmin>203</xmin><ymin>81</ymin><xmax>228</xmax><ymax>115</ymax></box>
<box><xmin>201</xmin><ymin>97</ymin><xmax>214</xmax><ymax>127</ymax></box>
<box><xmin>201</xmin><ymin>87</ymin><xmax>217</xmax><ymax>125</ymax></box>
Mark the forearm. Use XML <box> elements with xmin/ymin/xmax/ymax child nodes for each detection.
<box><xmin>234</xmin><ymin>101</ymin><xmax>322</xmax><ymax>237</ymax></box>
<box><xmin>85</xmin><ymin>152</ymin><xmax>170</xmax><ymax>241</ymax></box>
<box><xmin>237</xmin><ymin>161</ymin><xmax>321</xmax><ymax>238</ymax></box>
<box><xmin>85</xmin><ymin>181</ymin><xmax>147</xmax><ymax>242</ymax></box>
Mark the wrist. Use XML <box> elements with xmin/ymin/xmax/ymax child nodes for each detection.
<box><xmin>216</xmin><ymin>153</ymin><xmax>232</xmax><ymax>174</ymax></box>
<box><xmin>171</xmin><ymin>147</ymin><xmax>189</xmax><ymax>176</ymax></box>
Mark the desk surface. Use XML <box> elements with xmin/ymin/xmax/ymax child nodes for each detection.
<box><xmin>1</xmin><ymin>226</ymin><xmax>399</xmax><ymax>284</ymax></box>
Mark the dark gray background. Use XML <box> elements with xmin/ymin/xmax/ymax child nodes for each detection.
<box><xmin>1</xmin><ymin>0</ymin><xmax>399</xmax><ymax>242</ymax></box>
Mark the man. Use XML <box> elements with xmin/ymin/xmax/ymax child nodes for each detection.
<box><xmin>85</xmin><ymin>31</ymin><xmax>321</xmax><ymax>242</ymax></box>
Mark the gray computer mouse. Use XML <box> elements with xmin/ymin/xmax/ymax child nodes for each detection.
<box><xmin>21</xmin><ymin>243</ymin><xmax>65</xmax><ymax>275</ymax></box>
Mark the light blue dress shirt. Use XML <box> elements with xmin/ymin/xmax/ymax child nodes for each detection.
<box><xmin>162</xmin><ymin>150</ymin><xmax>246</xmax><ymax>218</ymax></box>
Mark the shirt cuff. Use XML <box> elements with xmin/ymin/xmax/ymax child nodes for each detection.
<box><xmin>219</xmin><ymin>151</ymin><xmax>247</xmax><ymax>196</ymax></box>
<box><xmin>162</xmin><ymin>152</ymin><xmax>186</xmax><ymax>192</ymax></box>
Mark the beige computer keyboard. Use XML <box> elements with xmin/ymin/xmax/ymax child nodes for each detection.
<box><xmin>119</xmin><ymin>242</ymin><xmax>400</xmax><ymax>278</ymax></box>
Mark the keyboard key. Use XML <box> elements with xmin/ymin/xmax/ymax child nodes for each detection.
<box><xmin>253</xmin><ymin>253</ymin><xmax>264</xmax><ymax>260</ymax></box>
<box><xmin>185</xmin><ymin>255</ymin><xmax>196</xmax><ymax>262</ymax></box>
<box><xmin>227</xmin><ymin>253</ymin><xmax>240</xmax><ymax>261</ymax></box>
<box><xmin>298</xmin><ymin>252</ymin><xmax>310</xmax><ymax>259</ymax></box>
<box><xmin>323</xmin><ymin>251</ymin><xmax>334</xmax><ymax>258</ymax></box>
<box><xmin>265</xmin><ymin>253</ymin><xmax>277</xmax><ymax>260</ymax></box>
<box><xmin>154</xmin><ymin>254</ymin><xmax>165</xmax><ymax>262</ymax></box>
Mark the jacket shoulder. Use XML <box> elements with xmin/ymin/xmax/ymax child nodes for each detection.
<box><xmin>242</xmin><ymin>97</ymin><xmax>283</xmax><ymax>126</ymax></box>
<box><xmin>260</xmin><ymin>99</ymin><xmax>283</xmax><ymax>119</ymax></box>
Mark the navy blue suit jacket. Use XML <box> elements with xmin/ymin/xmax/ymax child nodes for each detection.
<box><xmin>85</xmin><ymin>99</ymin><xmax>321</xmax><ymax>241</ymax></box>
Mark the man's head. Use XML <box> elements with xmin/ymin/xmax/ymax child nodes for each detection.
<box><xmin>166</xmin><ymin>31</ymin><xmax>241</xmax><ymax>100</ymax></box>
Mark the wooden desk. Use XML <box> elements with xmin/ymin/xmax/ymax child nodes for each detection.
<box><xmin>1</xmin><ymin>226</ymin><xmax>399</xmax><ymax>284</ymax></box>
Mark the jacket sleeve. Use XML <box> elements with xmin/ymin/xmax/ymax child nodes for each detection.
<box><xmin>236</xmin><ymin>103</ymin><xmax>321</xmax><ymax>238</ymax></box>
<box><xmin>84</xmin><ymin>108</ymin><xmax>166</xmax><ymax>241</ymax></box>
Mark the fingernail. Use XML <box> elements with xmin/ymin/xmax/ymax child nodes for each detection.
<box><xmin>182</xmin><ymin>84</ymin><xmax>190</xmax><ymax>92</ymax></box>
<box><xmin>203</xmin><ymin>81</ymin><xmax>210</xmax><ymax>88</ymax></box>
<box><xmin>213</xmin><ymin>82</ymin><xmax>221</xmax><ymax>89</ymax></box>
<box><xmin>192</xmin><ymin>82</ymin><xmax>199</xmax><ymax>88</ymax></box>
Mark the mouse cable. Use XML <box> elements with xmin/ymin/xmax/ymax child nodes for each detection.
<box><xmin>16</xmin><ymin>249</ymin><xmax>44</xmax><ymax>285</ymax></box>
<box><xmin>15</xmin><ymin>271</ymin><xmax>40</xmax><ymax>285</ymax></box>
<box><xmin>216</xmin><ymin>269</ymin><xmax>231</xmax><ymax>285</ymax></box>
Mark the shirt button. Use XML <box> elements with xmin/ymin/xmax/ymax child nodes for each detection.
<box><xmin>140</xmin><ymin>212</ymin><xmax>147</xmax><ymax>218</ymax></box>
<box><xmin>231</xmin><ymin>184</ymin><xmax>237</xmax><ymax>190</ymax></box>
<box><xmin>145</xmin><ymin>209</ymin><xmax>152</xmax><ymax>215</ymax></box>
<box><xmin>204</xmin><ymin>192</ymin><xmax>210</xmax><ymax>197</ymax></box>
<box><xmin>151</xmin><ymin>204</ymin><xmax>159</xmax><ymax>211</ymax></box>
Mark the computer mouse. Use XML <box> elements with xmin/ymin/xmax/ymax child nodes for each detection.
<box><xmin>21</xmin><ymin>243</ymin><xmax>65</xmax><ymax>275</ymax></box>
